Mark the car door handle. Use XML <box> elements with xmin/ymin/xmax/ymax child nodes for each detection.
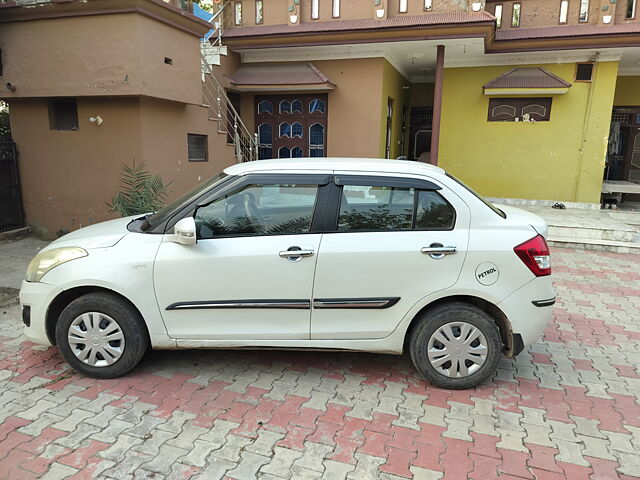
<box><xmin>421</xmin><ymin>244</ymin><xmax>457</xmax><ymax>259</ymax></box>
<box><xmin>279</xmin><ymin>246</ymin><xmax>314</xmax><ymax>261</ymax></box>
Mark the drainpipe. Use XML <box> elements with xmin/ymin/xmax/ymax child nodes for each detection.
<box><xmin>429</xmin><ymin>45</ymin><xmax>445</xmax><ymax>165</ymax></box>
<box><xmin>572</xmin><ymin>52</ymin><xmax>600</xmax><ymax>203</ymax></box>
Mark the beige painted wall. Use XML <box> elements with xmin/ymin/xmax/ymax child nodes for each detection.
<box><xmin>139</xmin><ymin>97</ymin><xmax>236</xmax><ymax>197</ymax></box>
<box><xmin>225</xmin><ymin>0</ymin><xmax>470</xmax><ymax>27</ymax></box>
<box><xmin>0</xmin><ymin>13</ymin><xmax>203</xmax><ymax>104</ymax></box>
<box><xmin>8</xmin><ymin>97</ymin><xmax>236</xmax><ymax>233</ymax></box>
<box><xmin>313</xmin><ymin>58</ymin><xmax>386</xmax><ymax>158</ymax></box>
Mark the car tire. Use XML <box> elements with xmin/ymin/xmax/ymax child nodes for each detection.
<box><xmin>409</xmin><ymin>302</ymin><xmax>502</xmax><ymax>389</ymax></box>
<box><xmin>55</xmin><ymin>292</ymin><xmax>149</xmax><ymax>379</ymax></box>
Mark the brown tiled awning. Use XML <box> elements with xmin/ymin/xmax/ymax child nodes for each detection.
<box><xmin>483</xmin><ymin>67</ymin><xmax>571</xmax><ymax>95</ymax></box>
<box><xmin>229</xmin><ymin>63</ymin><xmax>335</xmax><ymax>92</ymax></box>
<box><xmin>224</xmin><ymin>11</ymin><xmax>495</xmax><ymax>39</ymax></box>
<box><xmin>495</xmin><ymin>22</ymin><xmax>640</xmax><ymax>40</ymax></box>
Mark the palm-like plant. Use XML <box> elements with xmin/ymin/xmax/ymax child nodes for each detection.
<box><xmin>107</xmin><ymin>160</ymin><xmax>172</xmax><ymax>217</ymax></box>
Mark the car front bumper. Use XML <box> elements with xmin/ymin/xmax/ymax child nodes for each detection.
<box><xmin>19</xmin><ymin>280</ymin><xmax>62</xmax><ymax>347</ymax></box>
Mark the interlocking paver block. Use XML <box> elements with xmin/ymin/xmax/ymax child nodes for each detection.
<box><xmin>260</xmin><ymin>446</ymin><xmax>304</xmax><ymax>479</ymax></box>
<box><xmin>210</xmin><ymin>434</ymin><xmax>253</xmax><ymax>463</ymax></box>
<box><xmin>347</xmin><ymin>453</ymin><xmax>386</xmax><ymax>479</ymax></box>
<box><xmin>227</xmin><ymin>451</ymin><xmax>271</xmax><ymax>479</ymax></box>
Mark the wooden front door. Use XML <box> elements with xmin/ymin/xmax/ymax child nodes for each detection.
<box><xmin>255</xmin><ymin>94</ymin><xmax>328</xmax><ymax>159</ymax></box>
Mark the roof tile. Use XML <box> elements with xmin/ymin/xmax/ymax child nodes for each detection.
<box><xmin>483</xmin><ymin>67</ymin><xmax>572</xmax><ymax>89</ymax></box>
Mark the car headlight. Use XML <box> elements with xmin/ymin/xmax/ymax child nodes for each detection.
<box><xmin>25</xmin><ymin>247</ymin><xmax>88</xmax><ymax>283</ymax></box>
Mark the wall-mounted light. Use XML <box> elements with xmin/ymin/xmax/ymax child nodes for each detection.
<box><xmin>602</xmin><ymin>14</ymin><xmax>612</xmax><ymax>23</ymax></box>
<box><xmin>89</xmin><ymin>115</ymin><xmax>103</xmax><ymax>126</ymax></box>
<box><xmin>472</xmin><ymin>2</ymin><xmax>482</xmax><ymax>11</ymax></box>
<box><xmin>5</xmin><ymin>82</ymin><xmax>16</xmax><ymax>92</ymax></box>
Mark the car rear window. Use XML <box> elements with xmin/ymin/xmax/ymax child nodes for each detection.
<box><xmin>446</xmin><ymin>173</ymin><xmax>506</xmax><ymax>219</ymax></box>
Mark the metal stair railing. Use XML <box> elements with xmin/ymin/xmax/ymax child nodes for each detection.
<box><xmin>200</xmin><ymin>3</ymin><xmax>258</xmax><ymax>163</ymax></box>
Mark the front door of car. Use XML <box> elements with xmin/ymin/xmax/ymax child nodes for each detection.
<box><xmin>311</xmin><ymin>174</ymin><xmax>470</xmax><ymax>340</ymax></box>
<box><xmin>153</xmin><ymin>175</ymin><xmax>329</xmax><ymax>340</ymax></box>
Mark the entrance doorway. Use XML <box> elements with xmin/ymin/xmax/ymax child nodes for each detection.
<box><xmin>409</xmin><ymin>107</ymin><xmax>433</xmax><ymax>161</ymax></box>
<box><xmin>606</xmin><ymin>108</ymin><xmax>640</xmax><ymax>183</ymax></box>
<box><xmin>255</xmin><ymin>94</ymin><xmax>328</xmax><ymax>160</ymax></box>
<box><xmin>0</xmin><ymin>142</ymin><xmax>24</xmax><ymax>233</ymax></box>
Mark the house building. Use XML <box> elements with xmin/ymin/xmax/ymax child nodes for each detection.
<box><xmin>1</xmin><ymin>0</ymin><xmax>639</xmax><ymax>234</ymax></box>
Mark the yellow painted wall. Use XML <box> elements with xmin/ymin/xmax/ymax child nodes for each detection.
<box><xmin>614</xmin><ymin>76</ymin><xmax>640</xmax><ymax>105</ymax></box>
<box><xmin>439</xmin><ymin>62</ymin><xmax>619</xmax><ymax>204</ymax></box>
<box><xmin>379</xmin><ymin>60</ymin><xmax>409</xmax><ymax>159</ymax></box>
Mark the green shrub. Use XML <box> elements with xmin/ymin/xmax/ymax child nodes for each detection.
<box><xmin>107</xmin><ymin>160</ymin><xmax>172</xmax><ymax>217</ymax></box>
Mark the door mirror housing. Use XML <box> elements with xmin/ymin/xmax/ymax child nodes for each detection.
<box><xmin>171</xmin><ymin>217</ymin><xmax>197</xmax><ymax>245</ymax></box>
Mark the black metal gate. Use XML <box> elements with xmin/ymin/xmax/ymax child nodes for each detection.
<box><xmin>0</xmin><ymin>142</ymin><xmax>25</xmax><ymax>233</ymax></box>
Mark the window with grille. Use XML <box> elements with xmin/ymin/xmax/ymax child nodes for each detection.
<box><xmin>258</xmin><ymin>100</ymin><xmax>273</xmax><ymax>114</ymax></box>
<box><xmin>258</xmin><ymin>124</ymin><xmax>273</xmax><ymax>160</ymax></box>
<box><xmin>488</xmin><ymin>98</ymin><xmax>552</xmax><ymax>122</ymax></box>
<box><xmin>310</xmin><ymin>123</ymin><xmax>325</xmax><ymax>157</ymax></box>
<box><xmin>188</xmin><ymin>134</ymin><xmax>208</xmax><ymax>162</ymax></box>
<box><xmin>48</xmin><ymin>98</ymin><xmax>79</xmax><ymax>131</ymax></box>
<box><xmin>611</xmin><ymin>113</ymin><xmax>631</xmax><ymax>125</ymax></box>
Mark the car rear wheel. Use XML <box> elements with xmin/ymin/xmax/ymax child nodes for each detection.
<box><xmin>55</xmin><ymin>292</ymin><xmax>149</xmax><ymax>378</ymax></box>
<box><xmin>409</xmin><ymin>302</ymin><xmax>502</xmax><ymax>389</ymax></box>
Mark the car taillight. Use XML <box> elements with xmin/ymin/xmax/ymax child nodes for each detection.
<box><xmin>514</xmin><ymin>234</ymin><xmax>551</xmax><ymax>277</ymax></box>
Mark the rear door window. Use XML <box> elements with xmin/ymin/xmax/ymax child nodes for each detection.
<box><xmin>336</xmin><ymin>182</ymin><xmax>455</xmax><ymax>232</ymax></box>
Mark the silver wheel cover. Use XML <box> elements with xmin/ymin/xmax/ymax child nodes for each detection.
<box><xmin>68</xmin><ymin>312</ymin><xmax>125</xmax><ymax>367</ymax></box>
<box><xmin>427</xmin><ymin>321</ymin><xmax>488</xmax><ymax>378</ymax></box>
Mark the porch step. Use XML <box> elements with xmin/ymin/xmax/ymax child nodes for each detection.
<box><xmin>513</xmin><ymin>205</ymin><xmax>638</xmax><ymax>242</ymax></box>
<box><xmin>547</xmin><ymin>223</ymin><xmax>635</xmax><ymax>242</ymax></box>
<box><xmin>548</xmin><ymin>235</ymin><xmax>640</xmax><ymax>254</ymax></box>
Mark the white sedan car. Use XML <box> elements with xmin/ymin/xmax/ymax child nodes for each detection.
<box><xmin>20</xmin><ymin>159</ymin><xmax>554</xmax><ymax>389</ymax></box>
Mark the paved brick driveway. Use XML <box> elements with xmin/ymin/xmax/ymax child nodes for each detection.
<box><xmin>0</xmin><ymin>247</ymin><xmax>639</xmax><ymax>480</ymax></box>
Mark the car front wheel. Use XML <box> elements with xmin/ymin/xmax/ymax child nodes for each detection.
<box><xmin>55</xmin><ymin>292</ymin><xmax>149</xmax><ymax>379</ymax></box>
<box><xmin>409</xmin><ymin>302</ymin><xmax>502</xmax><ymax>389</ymax></box>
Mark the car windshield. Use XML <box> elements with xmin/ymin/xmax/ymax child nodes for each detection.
<box><xmin>446</xmin><ymin>173</ymin><xmax>506</xmax><ymax>219</ymax></box>
<box><xmin>144</xmin><ymin>172</ymin><xmax>229</xmax><ymax>230</ymax></box>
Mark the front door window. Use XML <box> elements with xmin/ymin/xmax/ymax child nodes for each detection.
<box><xmin>256</xmin><ymin>94</ymin><xmax>328</xmax><ymax>159</ymax></box>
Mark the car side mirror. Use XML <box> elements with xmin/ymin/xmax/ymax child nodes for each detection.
<box><xmin>171</xmin><ymin>217</ymin><xmax>197</xmax><ymax>245</ymax></box>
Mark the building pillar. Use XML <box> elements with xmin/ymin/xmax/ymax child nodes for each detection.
<box><xmin>430</xmin><ymin>45</ymin><xmax>445</xmax><ymax>165</ymax></box>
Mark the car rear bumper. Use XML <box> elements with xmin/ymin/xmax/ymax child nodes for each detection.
<box><xmin>497</xmin><ymin>276</ymin><xmax>555</xmax><ymax>352</ymax></box>
<box><xmin>19</xmin><ymin>280</ymin><xmax>61</xmax><ymax>347</ymax></box>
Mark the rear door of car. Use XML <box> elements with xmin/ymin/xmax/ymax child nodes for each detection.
<box><xmin>310</xmin><ymin>173</ymin><xmax>471</xmax><ymax>340</ymax></box>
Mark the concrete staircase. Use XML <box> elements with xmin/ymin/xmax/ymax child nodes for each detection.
<box><xmin>504</xmin><ymin>205</ymin><xmax>640</xmax><ymax>254</ymax></box>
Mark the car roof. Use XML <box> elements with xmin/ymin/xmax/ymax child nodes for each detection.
<box><xmin>223</xmin><ymin>158</ymin><xmax>445</xmax><ymax>177</ymax></box>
